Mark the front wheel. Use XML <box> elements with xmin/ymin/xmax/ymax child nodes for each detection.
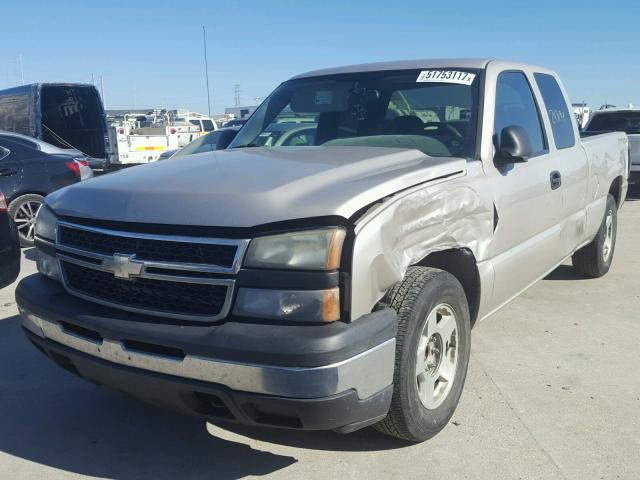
<box><xmin>373</xmin><ymin>267</ymin><xmax>471</xmax><ymax>442</ymax></box>
<box><xmin>572</xmin><ymin>194</ymin><xmax>617</xmax><ymax>278</ymax></box>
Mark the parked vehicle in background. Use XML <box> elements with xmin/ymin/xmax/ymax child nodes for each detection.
<box><xmin>0</xmin><ymin>137</ymin><xmax>84</xmax><ymax>246</ymax></box>
<box><xmin>157</xmin><ymin>149</ymin><xmax>178</xmax><ymax>161</ymax></box>
<box><xmin>584</xmin><ymin>108</ymin><xmax>640</xmax><ymax>183</ymax></box>
<box><xmin>221</xmin><ymin>118</ymin><xmax>247</xmax><ymax>128</ymax></box>
<box><xmin>0</xmin><ymin>83</ymin><xmax>111</xmax><ymax>170</ymax></box>
<box><xmin>572</xmin><ymin>103</ymin><xmax>591</xmax><ymax>129</ymax></box>
<box><xmin>246</xmin><ymin>122</ymin><xmax>317</xmax><ymax>147</ymax></box>
<box><xmin>167</xmin><ymin>127</ymin><xmax>240</xmax><ymax>159</ymax></box>
<box><xmin>170</xmin><ymin>111</ymin><xmax>218</xmax><ymax>149</ymax></box>
<box><xmin>0</xmin><ymin>191</ymin><xmax>20</xmax><ymax>288</ymax></box>
<box><xmin>171</xmin><ymin>111</ymin><xmax>218</xmax><ymax>135</ymax></box>
<box><xmin>106</xmin><ymin>110</ymin><xmax>219</xmax><ymax>168</ymax></box>
<box><xmin>0</xmin><ymin>131</ymin><xmax>93</xmax><ymax>181</ymax></box>
<box><xmin>18</xmin><ymin>59</ymin><xmax>628</xmax><ymax>443</ymax></box>
<box><xmin>109</xmin><ymin>116</ymin><xmax>180</xmax><ymax>168</ymax></box>
<box><xmin>0</xmin><ymin>130</ymin><xmax>83</xmax><ymax>157</ymax></box>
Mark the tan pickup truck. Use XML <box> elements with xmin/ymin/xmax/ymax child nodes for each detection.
<box><xmin>18</xmin><ymin>59</ymin><xmax>628</xmax><ymax>442</ymax></box>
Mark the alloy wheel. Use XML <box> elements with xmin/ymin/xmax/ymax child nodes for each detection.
<box><xmin>415</xmin><ymin>303</ymin><xmax>459</xmax><ymax>410</ymax></box>
<box><xmin>13</xmin><ymin>200</ymin><xmax>42</xmax><ymax>243</ymax></box>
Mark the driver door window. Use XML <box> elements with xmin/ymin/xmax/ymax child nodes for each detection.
<box><xmin>494</xmin><ymin>72</ymin><xmax>546</xmax><ymax>156</ymax></box>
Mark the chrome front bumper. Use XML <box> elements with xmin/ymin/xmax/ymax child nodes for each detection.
<box><xmin>20</xmin><ymin>307</ymin><xmax>395</xmax><ymax>400</ymax></box>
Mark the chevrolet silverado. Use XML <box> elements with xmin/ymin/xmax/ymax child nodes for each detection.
<box><xmin>17</xmin><ymin>59</ymin><xmax>628</xmax><ymax>442</ymax></box>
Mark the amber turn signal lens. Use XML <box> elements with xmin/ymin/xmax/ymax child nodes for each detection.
<box><xmin>322</xmin><ymin>287</ymin><xmax>341</xmax><ymax>322</ymax></box>
<box><xmin>325</xmin><ymin>229</ymin><xmax>346</xmax><ymax>270</ymax></box>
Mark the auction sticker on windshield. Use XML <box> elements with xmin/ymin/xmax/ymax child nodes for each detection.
<box><xmin>417</xmin><ymin>70</ymin><xmax>476</xmax><ymax>85</ymax></box>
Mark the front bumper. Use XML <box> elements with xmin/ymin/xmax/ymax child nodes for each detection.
<box><xmin>17</xmin><ymin>274</ymin><xmax>397</xmax><ymax>432</ymax></box>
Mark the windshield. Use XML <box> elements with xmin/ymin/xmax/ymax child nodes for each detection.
<box><xmin>230</xmin><ymin>68</ymin><xmax>481</xmax><ymax>158</ymax></box>
<box><xmin>586</xmin><ymin>112</ymin><xmax>640</xmax><ymax>134</ymax></box>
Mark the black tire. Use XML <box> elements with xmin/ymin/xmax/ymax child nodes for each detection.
<box><xmin>8</xmin><ymin>194</ymin><xmax>45</xmax><ymax>248</ymax></box>
<box><xmin>373</xmin><ymin>266</ymin><xmax>471</xmax><ymax>442</ymax></box>
<box><xmin>572</xmin><ymin>194</ymin><xmax>617</xmax><ymax>278</ymax></box>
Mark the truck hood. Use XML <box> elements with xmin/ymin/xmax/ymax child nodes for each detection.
<box><xmin>47</xmin><ymin>146</ymin><xmax>466</xmax><ymax>227</ymax></box>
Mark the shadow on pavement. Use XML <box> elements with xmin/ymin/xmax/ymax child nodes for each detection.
<box><xmin>214</xmin><ymin>422</ymin><xmax>412</xmax><ymax>452</ymax></box>
<box><xmin>544</xmin><ymin>264</ymin><xmax>589</xmax><ymax>281</ymax></box>
<box><xmin>0</xmin><ymin>313</ymin><xmax>406</xmax><ymax>479</ymax></box>
<box><xmin>0</xmin><ymin>314</ymin><xmax>295</xmax><ymax>479</ymax></box>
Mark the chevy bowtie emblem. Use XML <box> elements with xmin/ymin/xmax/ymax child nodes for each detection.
<box><xmin>101</xmin><ymin>253</ymin><xmax>144</xmax><ymax>280</ymax></box>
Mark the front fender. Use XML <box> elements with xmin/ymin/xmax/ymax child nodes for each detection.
<box><xmin>349</xmin><ymin>176</ymin><xmax>493</xmax><ymax>319</ymax></box>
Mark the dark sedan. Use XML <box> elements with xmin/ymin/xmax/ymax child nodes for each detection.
<box><xmin>162</xmin><ymin>127</ymin><xmax>240</xmax><ymax>160</ymax></box>
<box><xmin>0</xmin><ymin>191</ymin><xmax>20</xmax><ymax>288</ymax></box>
<box><xmin>0</xmin><ymin>137</ymin><xmax>83</xmax><ymax>246</ymax></box>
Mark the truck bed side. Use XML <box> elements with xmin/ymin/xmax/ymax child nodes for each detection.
<box><xmin>580</xmin><ymin>131</ymin><xmax>629</xmax><ymax>238</ymax></box>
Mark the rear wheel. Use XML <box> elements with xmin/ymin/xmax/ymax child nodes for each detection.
<box><xmin>9</xmin><ymin>194</ymin><xmax>44</xmax><ymax>247</ymax></box>
<box><xmin>373</xmin><ymin>267</ymin><xmax>471</xmax><ymax>442</ymax></box>
<box><xmin>572</xmin><ymin>194</ymin><xmax>617</xmax><ymax>278</ymax></box>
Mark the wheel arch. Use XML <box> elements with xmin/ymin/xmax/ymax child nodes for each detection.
<box><xmin>8</xmin><ymin>190</ymin><xmax>48</xmax><ymax>204</ymax></box>
<box><xmin>608</xmin><ymin>175</ymin><xmax>624</xmax><ymax>208</ymax></box>
<box><xmin>412</xmin><ymin>248</ymin><xmax>481</xmax><ymax>327</ymax></box>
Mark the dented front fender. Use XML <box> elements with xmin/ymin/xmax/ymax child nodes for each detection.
<box><xmin>350</xmin><ymin>163</ymin><xmax>494</xmax><ymax>319</ymax></box>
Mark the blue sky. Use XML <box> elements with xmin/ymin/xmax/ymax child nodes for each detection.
<box><xmin>0</xmin><ymin>0</ymin><xmax>638</xmax><ymax>114</ymax></box>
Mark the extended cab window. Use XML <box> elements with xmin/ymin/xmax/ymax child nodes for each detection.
<box><xmin>231</xmin><ymin>68</ymin><xmax>481</xmax><ymax>158</ymax></box>
<box><xmin>534</xmin><ymin>73</ymin><xmax>576</xmax><ymax>149</ymax></box>
<box><xmin>494</xmin><ymin>72</ymin><xmax>546</xmax><ymax>155</ymax></box>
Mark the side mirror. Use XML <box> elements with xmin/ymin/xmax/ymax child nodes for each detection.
<box><xmin>495</xmin><ymin>125</ymin><xmax>533</xmax><ymax>165</ymax></box>
<box><xmin>216</xmin><ymin>129</ymin><xmax>240</xmax><ymax>150</ymax></box>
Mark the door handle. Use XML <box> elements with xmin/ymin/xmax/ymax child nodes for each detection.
<box><xmin>550</xmin><ymin>171</ymin><xmax>562</xmax><ymax>190</ymax></box>
<box><xmin>0</xmin><ymin>168</ymin><xmax>17</xmax><ymax>177</ymax></box>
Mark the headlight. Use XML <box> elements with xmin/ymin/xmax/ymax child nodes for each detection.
<box><xmin>35</xmin><ymin>204</ymin><xmax>57</xmax><ymax>241</ymax></box>
<box><xmin>34</xmin><ymin>205</ymin><xmax>61</xmax><ymax>281</ymax></box>
<box><xmin>244</xmin><ymin>228</ymin><xmax>346</xmax><ymax>270</ymax></box>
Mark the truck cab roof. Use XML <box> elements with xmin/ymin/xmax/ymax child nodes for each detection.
<box><xmin>291</xmin><ymin>58</ymin><xmax>554</xmax><ymax>80</ymax></box>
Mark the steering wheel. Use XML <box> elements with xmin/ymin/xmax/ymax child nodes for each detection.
<box><xmin>422</xmin><ymin>122</ymin><xmax>463</xmax><ymax>138</ymax></box>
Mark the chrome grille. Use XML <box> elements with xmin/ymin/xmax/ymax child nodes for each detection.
<box><xmin>55</xmin><ymin>222</ymin><xmax>249</xmax><ymax>322</ymax></box>
<box><xmin>58</xmin><ymin>224</ymin><xmax>238</xmax><ymax>266</ymax></box>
